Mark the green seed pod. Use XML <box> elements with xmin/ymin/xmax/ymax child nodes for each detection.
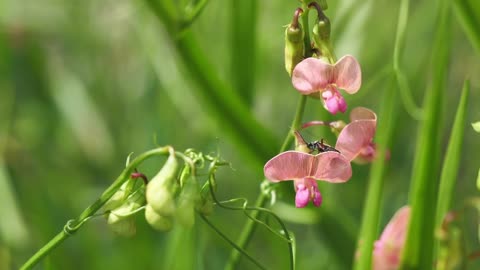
<box><xmin>145</xmin><ymin>204</ymin><xmax>173</xmax><ymax>231</ymax></box>
<box><xmin>312</xmin><ymin>17</ymin><xmax>331</xmax><ymax>43</ymax></box>
<box><xmin>146</xmin><ymin>149</ymin><xmax>179</xmax><ymax>216</ymax></box>
<box><xmin>285</xmin><ymin>23</ymin><xmax>305</xmax><ymax>77</ymax></box>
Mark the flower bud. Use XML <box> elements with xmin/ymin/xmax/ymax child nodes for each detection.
<box><xmin>294</xmin><ymin>131</ymin><xmax>310</xmax><ymax>153</ymax></box>
<box><xmin>145</xmin><ymin>204</ymin><xmax>173</xmax><ymax>231</ymax></box>
<box><xmin>106</xmin><ymin>187</ymin><xmax>146</xmax><ymax>237</ymax></box>
<box><xmin>104</xmin><ymin>181</ymin><xmax>130</xmax><ymax>212</ymax></box>
<box><xmin>329</xmin><ymin>120</ymin><xmax>346</xmax><ymax>136</ymax></box>
<box><xmin>285</xmin><ymin>8</ymin><xmax>305</xmax><ymax>76</ymax></box>
<box><xmin>146</xmin><ymin>149</ymin><xmax>179</xmax><ymax>216</ymax></box>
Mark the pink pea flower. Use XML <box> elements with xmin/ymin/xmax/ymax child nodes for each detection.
<box><xmin>263</xmin><ymin>150</ymin><xmax>352</xmax><ymax>208</ymax></box>
<box><xmin>292</xmin><ymin>55</ymin><xmax>361</xmax><ymax>114</ymax></box>
<box><xmin>373</xmin><ymin>206</ymin><xmax>411</xmax><ymax>270</ymax></box>
<box><xmin>334</xmin><ymin>107</ymin><xmax>378</xmax><ymax>163</ymax></box>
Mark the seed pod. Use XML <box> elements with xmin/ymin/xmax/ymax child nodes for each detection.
<box><xmin>145</xmin><ymin>204</ymin><xmax>173</xmax><ymax>231</ymax></box>
<box><xmin>284</xmin><ymin>9</ymin><xmax>305</xmax><ymax>76</ymax></box>
<box><xmin>146</xmin><ymin>149</ymin><xmax>179</xmax><ymax>216</ymax></box>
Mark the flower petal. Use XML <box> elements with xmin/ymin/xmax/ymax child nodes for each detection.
<box><xmin>335</xmin><ymin>118</ymin><xmax>376</xmax><ymax>162</ymax></box>
<box><xmin>378</xmin><ymin>206</ymin><xmax>411</xmax><ymax>244</ymax></box>
<box><xmin>373</xmin><ymin>206</ymin><xmax>411</xmax><ymax>270</ymax></box>
<box><xmin>333</xmin><ymin>55</ymin><xmax>362</xmax><ymax>94</ymax></box>
<box><xmin>292</xmin><ymin>58</ymin><xmax>335</xmax><ymax>94</ymax></box>
<box><xmin>295</xmin><ymin>184</ymin><xmax>310</xmax><ymax>208</ymax></box>
<box><xmin>350</xmin><ymin>107</ymin><xmax>377</xmax><ymax>122</ymax></box>
<box><xmin>264</xmin><ymin>151</ymin><xmax>313</xmax><ymax>182</ymax></box>
<box><xmin>311</xmin><ymin>152</ymin><xmax>352</xmax><ymax>183</ymax></box>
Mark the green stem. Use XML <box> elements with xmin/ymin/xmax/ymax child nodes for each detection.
<box><xmin>225</xmin><ymin>94</ymin><xmax>307</xmax><ymax>270</ymax></box>
<box><xmin>400</xmin><ymin>0</ymin><xmax>451</xmax><ymax>268</ymax></box>
<box><xmin>354</xmin><ymin>74</ymin><xmax>398</xmax><ymax>270</ymax></box>
<box><xmin>20</xmin><ymin>147</ymin><xmax>172</xmax><ymax>270</ymax></box>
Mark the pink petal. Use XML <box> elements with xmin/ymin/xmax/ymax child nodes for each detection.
<box><xmin>292</xmin><ymin>58</ymin><xmax>335</xmax><ymax>94</ymax></box>
<box><xmin>335</xmin><ymin>118</ymin><xmax>376</xmax><ymax>162</ymax></box>
<box><xmin>350</xmin><ymin>107</ymin><xmax>377</xmax><ymax>122</ymax></box>
<box><xmin>312</xmin><ymin>187</ymin><xmax>322</xmax><ymax>207</ymax></box>
<box><xmin>378</xmin><ymin>206</ymin><xmax>411</xmax><ymax>244</ymax></box>
<box><xmin>322</xmin><ymin>87</ymin><xmax>347</xmax><ymax>114</ymax></box>
<box><xmin>295</xmin><ymin>184</ymin><xmax>310</xmax><ymax>208</ymax></box>
<box><xmin>333</xmin><ymin>55</ymin><xmax>362</xmax><ymax>94</ymax></box>
<box><xmin>264</xmin><ymin>151</ymin><xmax>313</xmax><ymax>182</ymax></box>
<box><xmin>373</xmin><ymin>206</ymin><xmax>411</xmax><ymax>270</ymax></box>
<box><xmin>311</xmin><ymin>152</ymin><xmax>352</xmax><ymax>183</ymax></box>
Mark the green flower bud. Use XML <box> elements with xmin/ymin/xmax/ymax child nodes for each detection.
<box><xmin>146</xmin><ymin>149</ymin><xmax>179</xmax><ymax>216</ymax></box>
<box><xmin>285</xmin><ymin>8</ymin><xmax>305</xmax><ymax>76</ymax></box>
<box><xmin>145</xmin><ymin>204</ymin><xmax>173</xmax><ymax>231</ymax></box>
<box><xmin>330</xmin><ymin>120</ymin><xmax>346</xmax><ymax>136</ymax></box>
<box><xmin>293</xmin><ymin>131</ymin><xmax>311</xmax><ymax>153</ymax></box>
<box><xmin>106</xmin><ymin>187</ymin><xmax>146</xmax><ymax>237</ymax></box>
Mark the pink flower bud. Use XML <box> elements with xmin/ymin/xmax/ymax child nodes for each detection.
<box><xmin>373</xmin><ymin>206</ymin><xmax>411</xmax><ymax>270</ymax></box>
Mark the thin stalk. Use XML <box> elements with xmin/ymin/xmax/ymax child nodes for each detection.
<box><xmin>20</xmin><ymin>147</ymin><xmax>172</xmax><ymax>270</ymax></box>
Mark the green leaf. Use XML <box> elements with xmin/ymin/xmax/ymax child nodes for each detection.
<box><xmin>434</xmin><ymin>79</ymin><xmax>469</xmax><ymax>243</ymax></box>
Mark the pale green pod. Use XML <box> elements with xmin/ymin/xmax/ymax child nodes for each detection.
<box><xmin>146</xmin><ymin>150</ymin><xmax>179</xmax><ymax>216</ymax></box>
<box><xmin>145</xmin><ymin>204</ymin><xmax>173</xmax><ymax>232</ymax></box>
<box><xmin>284</xmin><ymin>24</ymin><xmax>304</xmax><ymax>76</ymax></box>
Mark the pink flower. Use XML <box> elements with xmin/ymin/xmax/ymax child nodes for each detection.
<box><xmin>373</xmin><ymin>206</ymin><xmax>411</xmax><ymax>270</ymax></box>
<box><xmin>292</xmin><ymin>55</ymin><xmax>361</xmax><ymax>114</ymax></box>
<box><xmin>334</xmin><ymin>107</ymin><xmax>378</xmax><ymax>163</ymax></box>
<box><xmin>263</xmin><ymin>150</ymin><xmax>352</xmax><ymax>207</ymax></box>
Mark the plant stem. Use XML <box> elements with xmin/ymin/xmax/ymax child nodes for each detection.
<box><xmin>20</xmin><ymin>147</ymin><xmax>172</xmax><ymax>270</ymax></box>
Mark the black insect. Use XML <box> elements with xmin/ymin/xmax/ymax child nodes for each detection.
<box><xmin>307</xmin><ymin>139</ymin><xmax>340</xmax><ymax>153</ymax></box>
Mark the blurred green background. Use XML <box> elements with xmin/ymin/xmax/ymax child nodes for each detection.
<box><xmin>0</xmin><ymin>0</ymin><xmax>479</xmax><ymax>269</ymax></box>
